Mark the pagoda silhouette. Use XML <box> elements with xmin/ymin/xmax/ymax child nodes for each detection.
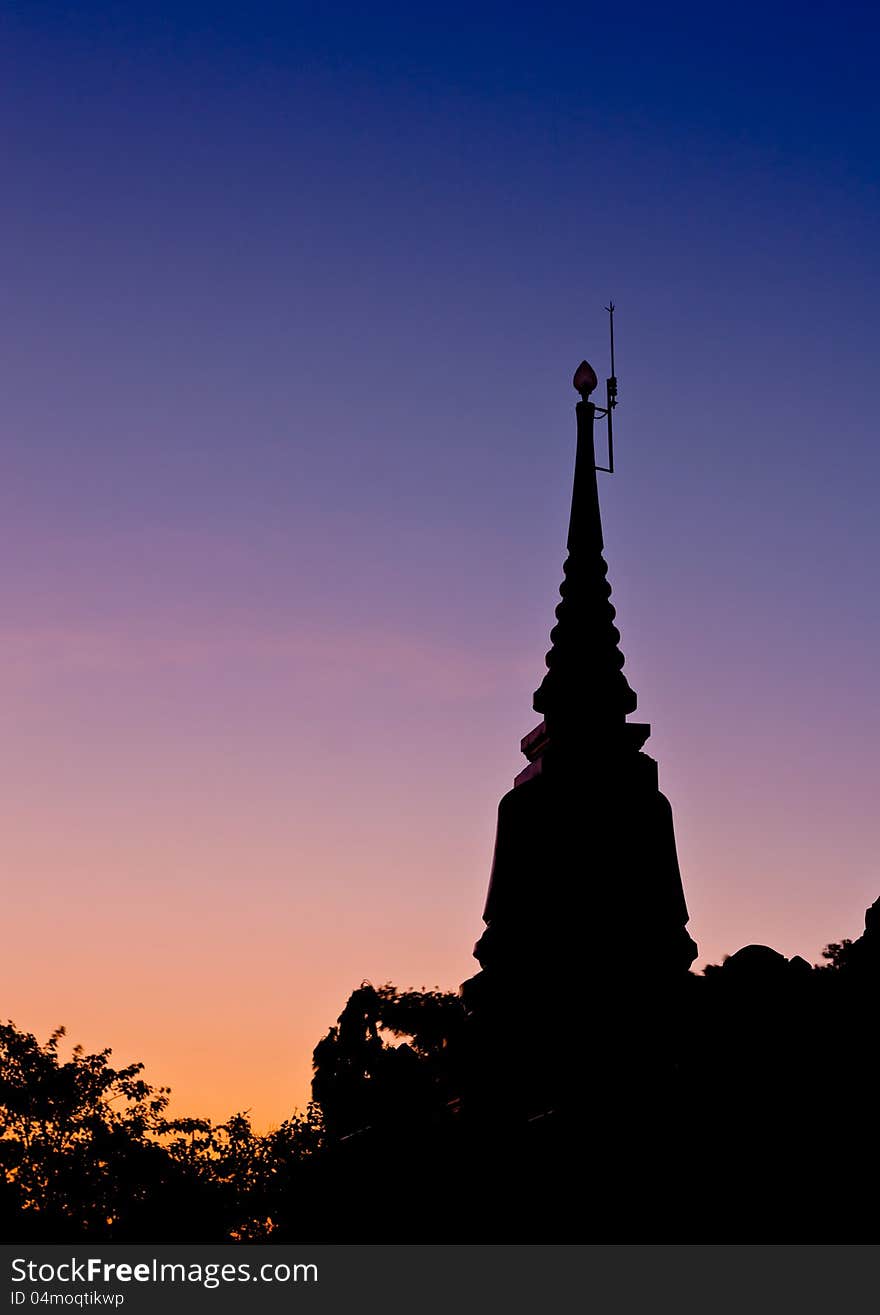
<box><xmin>301</xmin><ymin>336</ymin><xmax>880</xmax><ymax>1243</ymax></box>
<box><xmin>300</xmin><ymin>334</ymin><xmax>880</xmax><ymax>1244</ymax></box>
<box><xmin>462</xmin><ymin>344</ymin><xmax>698</xmax><ymax>1119</ymax></box>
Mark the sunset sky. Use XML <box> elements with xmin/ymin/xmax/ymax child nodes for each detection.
<box><xmin>2</xmin><ymin>3</ymin><xmax>880</xmax><ymax>1126</ymax></box>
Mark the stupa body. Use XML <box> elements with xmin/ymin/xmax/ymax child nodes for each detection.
<box><xmin>462</xmin><ymin>373</ymin><xmax>697</xmax><ymax>1116</ymax></box>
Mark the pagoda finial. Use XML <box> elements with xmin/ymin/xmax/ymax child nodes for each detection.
<box><xmin>573</xmin><ymin>359</ymin><xmax>599</xmax><ymax>398</ymax></box>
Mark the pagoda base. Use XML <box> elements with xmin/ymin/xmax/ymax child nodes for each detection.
<box><xmin>461</xmin><ymin>740</ymin><xmax>697</xmax><ymax>1119</ymax></box>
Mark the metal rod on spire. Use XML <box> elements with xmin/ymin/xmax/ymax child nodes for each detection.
<box><xmin>606</xmin><ymin>301</ymin><xmax>617</xmax><ymax>380</ymax></box>
<box><xmin>591</xmin><ymin>304</ymin><xmax>619</xmax><ymax>474</ymax></box>
<box><xmin>604</xmin><ymin>302</ymin><xmax>618</xmax><ymax>475</ymax></box>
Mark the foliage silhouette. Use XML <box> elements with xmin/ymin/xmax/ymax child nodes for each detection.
<box><xmin>311</xmin><ymin>983</ymin><xmax>463</xmax><ymax>1140</ymax></box>
<box><xmin>4</xmin><ymin>901</ymin><xmax>880</xmax><ymax>1243</ymax></box>
<box><xmin>0</xmin><ymin>1020</ymin><xmax>322</xmax><ymax>1242</ymax></box>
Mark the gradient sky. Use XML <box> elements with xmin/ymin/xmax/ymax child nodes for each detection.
<box><xmin>2</xmin><ymin>3</ymin><xmax>879</xmax><ymax>1127</ymax></box>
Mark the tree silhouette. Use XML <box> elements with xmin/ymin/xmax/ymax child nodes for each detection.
<box><xmin>311</xmin><ymin>983</ymin><xmax>463</xmax><ymax>1141</ymax></box>
<box><xmin>0</xmin><ymin>1021</ymin><xmax>176</xmax><ymax>1237</ymax></box>
<box><xmin>6</xmin><ymin>898</ymin><xmax>880</xmax><ymax>1246</ymax></box>
<box><xmin>0</xmin><ymin>1019</ymin><xmax>322</xmax><ymax>1242</ymax></box>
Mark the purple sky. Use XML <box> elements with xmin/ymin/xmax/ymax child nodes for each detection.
<box><xmin>2</xmin><ymin>3</ymin><xmax>879</xmax><ymax>1124</ymax></box>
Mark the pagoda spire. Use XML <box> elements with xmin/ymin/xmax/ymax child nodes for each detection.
<box><xmin>532</xmin><ymin>367</ymin><xmax>638</xmax><ymax>746</ymax></box>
